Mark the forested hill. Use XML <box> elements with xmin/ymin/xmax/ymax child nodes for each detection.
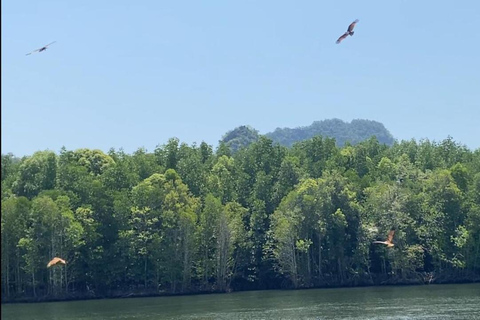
<box><xmin>221</xmin><ymin>119</ymin><xmax>395</xmax><ymax>152</ymax></box>
<box><xmin>266</xmin><ymin>119</ymin><xmax>395</xmax><ymax>147</ymax></box>
<box><xmin>220</xmin><ymin>125</ymin><xmax>260</xmax><ymax>153</ymax></box>
<box><xmin>1</xmin><ymin>136</ymin><xmax>479</xmax><ymax>303</ymax></box>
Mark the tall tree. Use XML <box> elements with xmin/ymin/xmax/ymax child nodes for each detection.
<box><xmin>12</xmin><ymin>151</ymin><xmax>57</xmax><ymax>199</ymax></box>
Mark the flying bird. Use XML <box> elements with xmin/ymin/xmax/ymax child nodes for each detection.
<box><xmin>336</xmin><ymin>19</ymin><xmax>359</xmax><ymax>44</ymax></box>
<box><xmin>26</xmin><ymin>41</ymin><xmax>56</xmax><ymax>56</ymax></box>
<box><xmin>47</xmin><ymin>257</ymin><xmax>67</xmax><ymax>268</ymax></box>
<box><xmin>373</xmin><ymin>229</ymin><xmax>395</xmax><ymax>247</ymax></box>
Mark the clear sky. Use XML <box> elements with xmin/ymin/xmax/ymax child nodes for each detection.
<box><xmin>2</xmin><ymin>0</ymin><xmax>479</xmax><ymax>156</ymax></box>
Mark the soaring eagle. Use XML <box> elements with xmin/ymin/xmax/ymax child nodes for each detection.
<box><xmin>26</xmin><ymin>41</ymin><xmax>56</xmax><ymax>56</ymax></box>
<box><xmin>336</xmin><ymin>19</ymin><xmax>359</xmax><ymax>44</ymax></box>
<box><xmin>373</xmin><ymin>229</ymin><xmax>395</xmax><ymax>248</ymax></box>
<box><xmin>47</xmin><ymin>257</ymin><xmax>67</xmax><ymax>268</ymax></box>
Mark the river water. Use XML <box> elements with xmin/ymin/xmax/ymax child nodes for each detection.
<box><xmin>2</xmin><ymin>283</ymin><xmax>479</xmax><ymax>319</ymax></box>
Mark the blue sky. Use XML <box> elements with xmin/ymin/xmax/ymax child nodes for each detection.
<box><xmin>2</xmin><ymin>0</ymin><xmax>479</xmax><ymax>156</ymax></box>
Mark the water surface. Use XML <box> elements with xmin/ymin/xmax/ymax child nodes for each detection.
<box><xmin>2</xmin><ymin>283</ymin><xmax>479</xmax><ymax>319</ymax></box>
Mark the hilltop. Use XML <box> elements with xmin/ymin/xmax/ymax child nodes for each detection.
<box><xmin>221</xmin><ymin>118</ymin><xmax>395</xmax><ymax>152</ymax></box>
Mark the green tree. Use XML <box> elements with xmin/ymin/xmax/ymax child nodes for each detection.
<box><xmin>1</xmin><ymin>197</ymin><xmax>31</xmax><ymax>298</ymax></box>
<box><xmin>206</xmin><ymin>155</ymin><xmax>237</xmax><ymax>204</ymax></box>
<box><xmin>12</xmin><ymin>151</ymin><xmax>57</xmax><ymax>198</ymax></box>
<box><xmin>195</xmin><ymin>194</ymin><xmax>222</xmax><ymax>289</ymax></box>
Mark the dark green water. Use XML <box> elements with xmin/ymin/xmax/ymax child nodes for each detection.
<box><xmin>2</xmin><ymin>283</ymin><xmax>479</xmax><ymax>319</ymax></box>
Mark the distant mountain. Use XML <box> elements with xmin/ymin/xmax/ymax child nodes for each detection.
<box><xmin>266</xmin><ymin>119</ymin><xmax>395</xmax><ymax>147</ymax></box>
<box><xmin>220</xmin><ymin>119</ymin><xmax>395</xmax><ymax>152</ymax></box>
<box><xmin>220</xmin><ymin>125</ymin><xmax>261</xmax><ymax>153</ymax></box>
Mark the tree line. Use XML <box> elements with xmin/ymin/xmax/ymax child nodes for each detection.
<box><xmin>1</xmin><ymin>136</ymin><xmax>479</xmax><ymax>302</ymax></box>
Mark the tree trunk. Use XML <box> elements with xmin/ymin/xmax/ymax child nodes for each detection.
<box><xmin>291</xmin><ymin>240</ymin><xmax>298</xmax><ymax>288</ymax></box>
<box><xmin>4</xmin><ymin>244</ymin><xmax>10</xmax><ymax>298</ymax></box>
<box><xmin>65</xmin><ymin>264</ymin><xmax>68</xmax><ymax>294</ymax></box>
<box><xmin>182</xmin><ymin>236</ymin><xmax>190</xmax><ymax>292</ymax></box>
<box><xmin>318</xmin><ymin>234</ymin><xmax>323</xmax><ymax>278</ymax></box>
<box><xmin>144</xmin><ymin>255</ymin><xmax>148</xmax><ymax>288</ymax></box>
<box><xmin>32</xmin><ymin>270</ymin><xmax>36</xmax><ymax>297</ymax></box>
<box><xmin>474</xmin><ymin>234</ymin><xmax>480</xmax><ymax>271</ymax></box>
<box><xmin>16</xmin><ymin>257</ymin><xmax>21</xmax><ymax>295</ymax></box>
<box><xmin>203</xmin><ymin>244</ymin><xmax>208</xmax><ymax>288</ymax></box>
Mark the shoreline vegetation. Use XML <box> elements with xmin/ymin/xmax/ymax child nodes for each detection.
<box><xmin>3</xmin><ymin>272</ymin><xmax>480</xmax><ymax>304</ymax></box>
<box><xmin>2</xmin><ymin>135</ymin><xmax>480</xmax><ymax>304</ymax></box>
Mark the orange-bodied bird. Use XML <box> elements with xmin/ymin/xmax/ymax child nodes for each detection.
<box><xmin>336</xmin><ymin>19</ymin><xmax>359</xmax><ymax>44</ymax></box>
<box><xmin>373</xmin><ymin>229</ymin><xmax>395</xmax><ymax>248</ymax></box>
<box><xmin>47</xmin><ymin>257</ymin><xmax>67</xmax><ymax>268</ymax></box>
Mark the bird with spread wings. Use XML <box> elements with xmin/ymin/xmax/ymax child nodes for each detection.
<box><xmin>47</xmin><ymin>257</ymin><xmax>67</xmax><ymax>268</ymax></box>
<box><xmin>336</xmin><ymin>19</ymin><xmax>359</xmax><ymax>44</ymax></box>
<box><xmin>26</xmin><ymin>41</ymin><xmax>56</xmax><ymax>56</ymax></box>
<box><xmin>373</xmin><ymin>229</ymin><xmax>395</xmax><ymax>248</ymax></box>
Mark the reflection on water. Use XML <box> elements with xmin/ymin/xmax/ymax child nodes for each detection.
<box><xmin>2</xmin><ymin>283</ymin><xmax>480</xmax><ymax>319</ymax></box>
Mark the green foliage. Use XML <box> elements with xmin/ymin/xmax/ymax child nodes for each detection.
<box><xmin>207</xmin><ymin>155</ymin><xmax>236</xmax><ymax>203</ymax></box>
<box><xmin>12</xmin><ymin>151</ymin><xmax>57</xmax><ymax>198</ymax></box>
<box><xmin>1</xmin><ymin>136</ymin><xmax>479</xmax><ymax>301</ymax></box>
<box><xmin>72</xmin><ymin>149</ymin><xmax>115</xmax><ymax>176</ymax></box>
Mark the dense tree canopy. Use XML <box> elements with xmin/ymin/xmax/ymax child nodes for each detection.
<box><xmin>1</xmin><ymin>136</ymin><xmax>479</xmax><ymax>302</ymax></box>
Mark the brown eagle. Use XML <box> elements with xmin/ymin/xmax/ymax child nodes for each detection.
<box><xmin>336</xmin><ymin>19</ymin><xmax>359</xmax><ymax>44</ymax></box>
<box><xmin>373</xmin><ymin>229</ymin><xmax>395</xmax><ymax>248</ymax></box>
<box><xmin>47</xmin><ymin>257</ymin><xmax>67</xmax><ymax>268</ymax></box>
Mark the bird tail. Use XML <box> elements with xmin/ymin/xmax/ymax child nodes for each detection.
<box><xmin>349</xmin><ymin>31</ymin><xmax>354</xmax><ymax>36</ymax></box>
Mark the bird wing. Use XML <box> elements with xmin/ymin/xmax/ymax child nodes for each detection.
<box><xmin>47</xmin><ymin>258</ymin><xmax>59</xmax><ymax>267</ymax></box>
<box><xmin>387</xmin><ymin>229</ymin><xmax>395</xmax><ymax>243</ymax></box>
<box><xmin>26</xmin><ymin>48</ymin><xmax>41</xmax><ymax>55</ymax></box>
<box><xmin>347</xmin><ymin>19</ymin><xmax>359</xmax><ymax>33</ymax></box>
<box><xmin>44</xmin><ymin>41</ymin><xmax>56</xmax><ymax>47</ymax></box>
<box><xmin>373</xmin><ymin>241</ymin><xmax>387</xmax><ymax>245</ymax></box>
<box><xmin>336</xmin><ymin>32</ymin><xmax>349</xmax><ymax>44</ymax></box>
<box><xmin>47</xmin><ymin>257</ymin><xmax>66</xmax><ymax>267</ymax></box>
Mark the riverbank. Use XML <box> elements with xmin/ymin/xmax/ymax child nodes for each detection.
<box><xmin>3</xmin><ymin>271</ymin><xmax>479</xmax><ymax>304</ymax></box>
